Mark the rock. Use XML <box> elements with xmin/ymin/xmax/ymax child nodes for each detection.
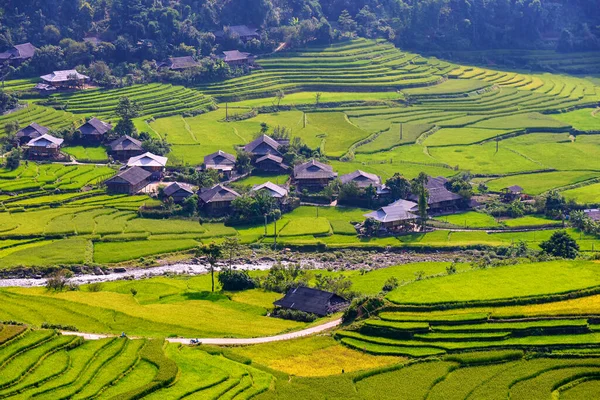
<box><xmin>113</xmin><ymin>267</ymin><xmax>126</xmax><ymax>273</ymax></box>
<box><xmin>94</xmin><ymin>267</ymin><xmax>104</xmax><ymax>276</ymax></box>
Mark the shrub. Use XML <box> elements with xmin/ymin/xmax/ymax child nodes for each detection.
<box><xmin>271</xmin><ymin>308</ymin><xmax>317</xmax><ymax>322</ymax></box>
<box><xmin>87</xmin><ymin>282</ymin><xmax>103</xmax><ymax>292</ymax></box>
<box><xmin>343</xmin><ymin>295</ymin><xmax>385</xmax><ymax>323</ymax></box>
<box><xmin>382</xmin><ymin>276</ymin><xmax>399</xmax><ymax>292</ymax></box>
<box><xmin>46</xmin><ymin>270</ymin><xmax>69</xmax><ymax>291</ymax></box>
<box><xmin>539</xmin><ymin>230</ymin><xmax>579</xmax><ymax>259</ymax></box>
<box><xmin>218</xmin><ymin>269</ymin><xmax>256</xmax><ymax>291</ymax></box>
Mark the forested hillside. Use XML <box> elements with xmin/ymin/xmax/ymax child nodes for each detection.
<box><xmin>1</xmin><ymin>0</ymin><xmax>599</xmax><ymax>57</ymax></box>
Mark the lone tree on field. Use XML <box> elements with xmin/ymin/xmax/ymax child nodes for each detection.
<box><xmin>114</xmin><ymin>96</ymin><xmax>142</xmax><ymax>136</ymax></box>
<box><xmin>315</xmin><ymin>92</ymin><xmax>322</xmax><ymax>107</ymax></box>
<box><xmin>275</xmin><ymin>90</ymin><xmax>285</xmax><ymax>108</ymax></box>
<box><xmin>539</xmin><ymin>230</ymin><xmax>579</xmax><ymax>259</ymax></box>
<box><xmin>411</xmin><ymin>172</ymin><xmax>429</xmax><ymax>231</ymax></box>
<box><xmin>221</xmin><ymin>237</ymin><xmax>243</xmax><ymax>269</ymax></box>
<box><xmin>197</xmin><ymin>242</ymin><xmax>223</xmax><ymax>292</ymax></box>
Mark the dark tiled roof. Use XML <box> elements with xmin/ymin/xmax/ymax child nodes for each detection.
<box><xmin>199</xmin><ymin>184</ymin><xmax>240</xmax><ymax>203</ymax></box>
<box><xmin>106</xmin><ymin>166</ymin><xmax>151</xmax><ymax>186</ymax></box>
<box><xmin>293</xmin><ymin>159</ymin><xmax>337</xmax><ymax>180</ymax></box>
<box><xmin>204</xmin><ymin>150</ymin><xmax>236</xmax><ymax>165</ymax></box>
<box><xmin>109</xmin><ymin>135</ymin><xmax>143</xmax><ymax>152</ymax></box>
<box><xmin>166</xmin><ymin>56</ymin><xmax>199</xmax><ymax>69</ymax></box>
<box><xmin>409</xmin><ymin>176</ymin><xmax>462</xmax><ymax>205</ymax></box>
<box><xmin>505</xmin><ymin>185</ymin><xmax>524</xmax><ymax>194</ymax></box>
<box><xmin>244</xmin><ymin>134</ymin><xmax>281</xmax><ymax>156</ymax></box>
<box><xmin>0</xmin><ymin>43</ymin><xmax>35</xmax><ymax>60</ymax></box>
<box><xmin>163</xmin><ymin>182</ymin><xmax>194</xmax><ymax>197</ymax></box>
<box><xmin>340</xmin><ymin>170</ymin><xmax>381</xmax><ymax>187</ymax></box>
<box><xmin>216</xmin><ymin>25</ymin><xmax>259</xmax><ymax>38</ymax></box>
<box><xmin>255</xmin><ymin>154</ymin><xmax>289</xmax><ymax>170</ymax></box>
<box><xmin>16</xmin><ymin>123</ymin><xmax>49</xmax><ymax>139</ymax></box>
<box><xmin>273</xmin><ymin>286</ymin><xmax>348</xmax><ymax>316</ymax></box>
<box><xmin>79</xmin><ymin>117</ymin><xmax>112</xmax><ymax>136</ymax></box>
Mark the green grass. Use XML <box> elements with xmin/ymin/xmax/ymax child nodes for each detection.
<box><xmin>386</xmin><ymin>260</ymin><xmax>600</xmax><ymax>305</ymax></box>
<box><xmin>484</xmin><ymin>171</ymin><xmax>600</xmax><ymax>195</ymax></box>
<box><xmin>553</xmin><ymin>108</ymin><xmax>599</xmax><ymax>131</ymax></box>
<box><xmin>434</xmin><ymin>212</ymin><xmax>500</xmax><ymax>228</ymax></box>
<box><xmin>562</xmin><ymin>182</ymin><xmax>600</xmax><ymax>204</ymax></box>
<box><xmin>93</xmin><ymin>239</ymin><xmax>200</xmax><ymax>263</ymax></box>
<box><xmin>62</xmin><ymin>146</ymin><xmax>109</xmax><ymax>162</ymax></box>
<box><xmin>424</xmin><ymin>128</ymin><xmax>510</xmax><ymax>146</ymax></box>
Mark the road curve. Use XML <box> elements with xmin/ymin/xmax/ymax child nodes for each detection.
<box><xmin>61</xmin><ymin>318</ymin><xmax>343</xmax><ymax>345</ymax></box>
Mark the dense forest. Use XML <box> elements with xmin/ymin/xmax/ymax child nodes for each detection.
<box><xmin>0</xmin><ymin>0</ymin><xmax>599</xmax><ymax>83</ymax></box>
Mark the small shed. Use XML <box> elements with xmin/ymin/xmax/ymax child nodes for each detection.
<box><xmin>16</xmin><ymin>123</ymin><xmax>49</xmax><ymax>145</ymax></box>
<box><xmin>273</xmin><ymin>287</ymin><xmax>349</xmax><ymax>317</ymax></box>
<box><xmin>163</xmin><ymin>182</ymin><xmax>195</xmax><ymax>203</ymax></box>
<box><xmin>105</xmin><ymin>167</ymin><xmax>152</xmax><ymax>194</ymax></box>
<box><xmin>78</xmin><ymin>117</ymin><xmax>112</xmax><ymax>141</ymax></box>
<box><xmin>109</xmin><ymin>135</ymin><xmax>144</xmax><ymax>161</ymax></box>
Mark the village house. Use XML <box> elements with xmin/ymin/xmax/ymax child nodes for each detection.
<box><xmin>105</xmin><ymin>167</ymin><xmax>152</xmax><ymax>194</ymax></box>
<box><xmin>108</xmin><ymin>135</ymin><xmax>144</xmax><ymax>161</ymax></box>
<box><xmin>409</xmin><ymin>176</ymin><xmax>463</xmax><ymax>213</ymax></box>
<box><xmin>78</xmin><ymin>117</ymin><xmax>112</xmax><ymax>142</ymax></box>
<box><xmin>363</xmin><ymin>199</ymin><xmax>419</xmax><ymax>233</ymax></box>
<box><xmin>127</xmin><ymin>152</ymin><xmax>168</xmax><ymax>180</ymax></box>
<box><xmin>252</xmin><ymin>181</ymin><xmax>288</xmax><ymax>200</ymax></box>
<box><xmin>502</xmin><ymin>185</ymin><xmax>525</xmax><ymax>202</ymax></box>
<box><xmin>163</xmin><ymin>182</ymin><xmax>195</xmax><ymax>203</ymax></box>
<box><xmin>160</xmin><ymin>56</ymin><xmax>200</xmax><ymax>70</ymax></box>
<box><xmin>0</xmin><ymin>43</ymin><xmax>36</xmax><ymax>65</ymax></box>
<box><xmin>273</xmin><ymin>286</ymin><xmax>349</xmax><ymax>317</ymax></box>
<box><xmin>244</xmin><ymin>134</ymin><xmax>282</xmax><ymax>159</ymax></box>
<box><xmin>219</xmin><ymin>50</ymin><xmax>255</xmax><ymax>67</ymax></box>
<box><xmin>203</xmin><ymin>150</ymin><xmax>236</xmax><ymax>178</ymax></box>
<box><xmin>38</xmin><ymin>69</ymin><xmax>90</xmax><ymax>90</ymax></box>
<box><xmin>25</xmin><ymin>134</ymin><xmax>64</xmax><ymax>160</ymax></box>
<box><xmin>198</xmin><ymin>184</ymin><xmax>240</xmax><ymax>215</ymax></box>
<box><xmin>584</xmin><ymin>209</ymin><xmax>600</xmax><ymax>222</ymax></box>
<box><xmin>215</xmin><ymin>25</ymin><xmax>260</xmax><ymax>42</ymax></box>
<box><xmin>293</xmin><ymin>159</ymin><xmax>338</xmax><ymax>192</ymax></box>
<box><xmin>254</xmin><ymin>154</ymin><xmax>289</xmax><ymax>173</ymax></box>
<box><xmin>340</xmin><ymin>170</ymin><xmax>382</xmax><ymax>189</ymax></box>
<box><xmin>15</xmin><ymin>123</ymin><xmax>49</xmax><ymax>145</ymax></box>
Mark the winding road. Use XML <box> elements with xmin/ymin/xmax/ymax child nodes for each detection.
<box><xmin>61</xmin><ymin>318</ymin><xmax>342</xmax><ymax>345</ymax></box>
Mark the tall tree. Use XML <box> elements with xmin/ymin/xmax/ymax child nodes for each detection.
<box><xmin>197</xmin><ymin>242</ymin><xmax>223</xmax><ymax>292</ymax></box>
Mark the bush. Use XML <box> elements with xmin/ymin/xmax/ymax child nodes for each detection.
<box><xmin>218</xmin><ymin>269</ymin><xmax>256</xmax><ymax>291</ymax></box>
<box><xmin>343</xmin><ymin>295</ymin><xmax>385</xmax><ymax>323</ymax></box>
<box><xmin>539</xmin><ymin>230</ymin><xmax>579</xmax><ymax>259</ymax></box>
<box><xmin>382</xmin><ymin>276</ymin><xmax>399</xmax><ymax>292</ymax></box>
<box><xmin>271</xmin><ymin>308</ymin><xmax>317</xmax><ymax>322</ymax></box>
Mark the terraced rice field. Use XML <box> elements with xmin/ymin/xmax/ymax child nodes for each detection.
<box><xmin>198</xmin><ymin>38</ymin><xmax>456</xmax><ymax>100</ymax></box>
<box><xmin>0</xmin><ymin>104</ymin><xmax>83</xmax><ymax>137</ymax></box>
<box><xmin>47</xmin><ymin>83</ymin><xmax>215</xmax><ymax>119</ymax></box>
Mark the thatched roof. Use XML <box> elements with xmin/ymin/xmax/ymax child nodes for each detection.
<box><xmin>340</xmin><ymin>170</ymin><xmax>381</xmax><ymax>187</ymax></box>
<box><xmin>252</xmin><ymin>181</ymin><xmax>288</xmax><ymax>198</ymax></box>
<box><xmin>109</xmin><ymin>135</ymin><xmax>143</xmax><ymax>152</ymax></box>
<box><xmin>274</xmin><ymin>286</ymin><xmax>348</xmax><ymax>316</ymax></box>
<box><xmin>16</xmin><ymin>123</ymin><xmax>49</xmax><ymax>139</ymax></box>
<box><xmin>164</xmin><ymin>182</ymin><xmax>194</xmax><ymax>197</ymax></box>
<box><xmin>26</xmin><ymin>134</ymin><xmax>63</xmax><ymax>148</ymax></box>
<box><xmin>127</xmin><ymin>152</ymin><xmax>168</xmax><ymax>168</ymax></box>
<box><xmin>79</xmin><ymin>117</ymin><xmax>112</xmax><ymax>136</ymax></box>
<box><xmin>106</xmin><ymin>167</ymin><xmax>151</xmax><ymax>186</ymax></box>
<box><xmin>244</xmin><ymin>134</ymin><xmax>281</xmax><ymax>156</ymax></box>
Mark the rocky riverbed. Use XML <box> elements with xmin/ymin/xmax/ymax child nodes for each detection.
<box><xmin>0</xmin><ymin>249</ymin><xmax>464</xmax><ymax>287</ymax></box>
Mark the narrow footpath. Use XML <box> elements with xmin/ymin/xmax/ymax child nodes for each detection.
<box><xmin>61</xmin><ymin>318</ymin><xmax>342</xmax><ymax>345</ymax></box>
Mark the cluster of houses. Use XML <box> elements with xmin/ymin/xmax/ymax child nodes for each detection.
<box><xmin>14</xmin><ymin>117</ymin><xmax>114</xmax><ymax>160</ymax></box>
